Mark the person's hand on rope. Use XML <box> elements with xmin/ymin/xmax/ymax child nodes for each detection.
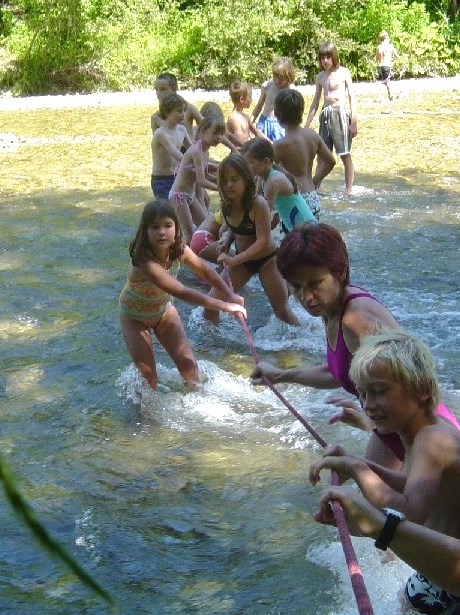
<box><xmin>309</xmin><ymin>444</ymin><xmax>364</xmax><ymax>486</ymax></box>
<box><xmin>326</xmin><ymin>395</ymin><xmax>372</xmax><ymax>431</ymax></box>
<box><xmin>250</xmin><ymin>361</ymin><xmax>281</xmax><ymax>385</ymax></box>
<box><xmin>314</xmin><ymin>485</ymin><xmax>383</xmax><ymax>538</ymax></box>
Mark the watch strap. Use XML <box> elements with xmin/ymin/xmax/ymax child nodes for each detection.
<box><xmin>375</xmin><ymin>513</ymin><xmax>401</xmax><ymax>551</ymax></box>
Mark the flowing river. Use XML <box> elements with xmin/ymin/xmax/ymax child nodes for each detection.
<box><xmin>0</xmin><ymin>78</ymin><xmax>459</xmax><ymax>614</ymax></box>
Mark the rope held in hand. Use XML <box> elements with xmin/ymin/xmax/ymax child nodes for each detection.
<box><xmin>223</xmin><ymin>264</ymin><xmax>374</xmax><ymax>615</ymax></box>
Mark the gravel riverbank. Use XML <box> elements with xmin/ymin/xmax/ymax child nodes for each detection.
<box><xmin>0</xmin><ymin>75</ymin><xmax>459</xmax><ymax>111</ymax></box>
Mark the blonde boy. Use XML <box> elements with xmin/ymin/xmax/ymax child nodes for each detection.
<box><xmin>273</xmin><ymin>89</ymin><xmax>335</xmax><ymax>220</ymax></box>
<box><xmin>309</xmin><ymin>330</ymin><xmax>460</xmax><ymax>614</ymax></box>
<box><xmin>151</xmin><ymin>93</ymin><xmax>192</xmax><ymax>200</ymax></box>
<box><xmin>251</xmin><ymin>57</ymin><xmax>296</xmax><ymax>142</ymax></box>
<box><xmin>305</xmin><ymin>42</ymin><xmax>357</xmax><ymax>195</ymax></box>
<box><xmin>226</xmin><ymin>80</ymin><xmax>267</xmax><ymax>148</ymax></box>
<box><xmin>151</xmin><ymin>72</ymin><xmax>203</xmax><ymax>140</ymax></box>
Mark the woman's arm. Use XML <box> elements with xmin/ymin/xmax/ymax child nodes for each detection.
<box><xmin>251</xmin><ymin>361</ymin><xmax>340</xmax><ymax>390</ymax></box>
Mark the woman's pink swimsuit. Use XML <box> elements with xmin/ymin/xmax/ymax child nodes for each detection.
<box><xmin>326</xmin><ymin>289</ymin><xmax>460</xmax><ymax>461</ymax></box>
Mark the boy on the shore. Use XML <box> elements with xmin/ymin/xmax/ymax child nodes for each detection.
<box><xmin>150</xmin><ymin>93</ymin><xmax>192</xmax><ymax>200</ymax></box>
<box><xmin>151</xmin><ymin>72</ymin><xmax>202</xmax><ymax>140</ymax></box>
<box><xmin>376</xmin><ymin>31</ymin><xmax>399</xmax><ymax>101</ymax></box>
<box><xmin>309</xmin><ymin>329</ymin><xmax>460</xmax><ymax>615</ymax></box>
<box><xmin>305</xmin><ymin>41</ymin><xmax>357</xmax><ymax>196</ymax></box>
<box><xmin>226</xmin><ymin>80</ymin><xmax>267</xmax><ymax>148</ymax></box>
<box><xmin>273</xmin><ymin>88</ymin><xmax>335</xmax><ymax>220</ymax></box>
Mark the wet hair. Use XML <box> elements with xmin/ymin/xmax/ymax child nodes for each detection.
<box><xmin>129</xmin><ymin>200</ymin><xmax>185</xmax><ymax>266</ymax></box>
<box><xmin>274</xmin><ymin>89</ymin><xmax>304</xmax><ymax>126</ymax></box>
<box><xmin>349</xmin><ymin>329</ymin><xmax>440</xmax><ymax>413</ymax></box>
<box><xmin>378</xmin><ymin>31</ymin><xmax>389</xmax><ymax>41</ymax></box>
<box><xmin>276</xmin><ymin>223</ymin><xmax>350</xmax><ymax>285</ymax></box>
<box><xmin>229</xmin><ymin>80</ymin><xmax>252</xmax><ymax>104</ymax></box>
<box><xmin>159</xmin><ymin>93</ymin><xmax>187</xmax><ymax>119</ymax></box>
<box><xmin>241</xmin><ymin>138</ymin><xmax>298</xmax><ymax>192</ymax></box>
<box><xmin>155</xmin><ymin>72</ymin><xmax>178</xmax><ymax>90</ymax></box>
<box><xmin>200</xmin><ymin>101</ymin><xmax>225</xmax><ymax>122</ymax></box>
<box><xmin>272</xmin><ymin>57</ymin><xmax>295</xmax><ymax>84</ymax></box>
<box><xmin>241</xmin><ymin>137</ymin><xmax>274</xmax><ymax>162</ymax></box>
<box><xmin>196</xmin><ymin>114</ymin><xmax>226</xmax><ymax>137</ymax></box>
<box><xmin>218</xmin><ymin>154</ymin><xmax>256</xmax><ymax>220</ymax></box>
<box><xmin>317</xmin><ymin>41</ymin><xmax>340</xmax><ymax>69</ymax></box>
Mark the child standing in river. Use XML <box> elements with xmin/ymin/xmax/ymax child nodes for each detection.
<box><xmin>250</xmin><ymin>57</ymin><xmax>296</xmax><ymax>142</ymax></box>
<box><xmin>169</xmin><ymin>115</ymin><xmax>226</xmax><ymax>244</ymax></box>
<box><xmin>376</xmin><ymin>31</ymin><xmax>400</xmax><ymax>101</ymax></box>
<box><xmin>203</xmin><ymin>154</ymin><xmax>299</xmax><ymax>326</ymax></box>
<box><xmin>305</xmin><ymin>42</ymin><xmax>357</xmax><ymax>196</ymax></box>
<box><xmin>119</xmin><ymin>200</ymin><xmax>246</xmax><ymax>390</ymax></box>
<box><xmin>241</xmin><ymin>137</ymin><xmax>316</xmax><ymax>234</ymax></box>
<box><xmin>150</xmin><ymin>93</ymin><xmax>192</xmax><ymax>200</ymax></box>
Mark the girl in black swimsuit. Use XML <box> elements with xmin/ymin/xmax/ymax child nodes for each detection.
<box><xmin>203</xmin><ymin>154</ymin><xmax>299</xmax><ymax>326</ymax></box>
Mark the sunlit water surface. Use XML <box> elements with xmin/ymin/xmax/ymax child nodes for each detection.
<box><xmin>0</xmin><ymin>83</ymin><xmax>459</xmax><ymax>614</ymax></box>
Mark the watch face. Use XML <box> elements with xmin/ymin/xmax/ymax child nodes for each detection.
<box><xmin>382</xmin><ymin>507</ymin><xmax>406</xmax><ymax>521</ymax></box>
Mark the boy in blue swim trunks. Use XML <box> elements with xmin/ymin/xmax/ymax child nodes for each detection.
<box><xmin>151</xmin><ymin>93</ymin><xmax>192</xmax><ymax>199</ymax></box>
<box><xmin>305</xmin><ymin>41</ymin><xmax>357</xmax><ymax>196</ymax></box>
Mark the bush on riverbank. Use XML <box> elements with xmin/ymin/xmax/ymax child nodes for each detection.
<box><xmin>0</xmin><ymin>0</ymin><xmax>459</xmax><ymax>95</ymax></box>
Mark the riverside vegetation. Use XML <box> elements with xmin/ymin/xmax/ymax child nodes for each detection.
<box><xmin>0</xmin><ymin>0</ymin><xmax>459</xmax><ymax>95</ymax></box>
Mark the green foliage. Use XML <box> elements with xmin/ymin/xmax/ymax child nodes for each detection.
<box><xmin>0</xmin><ymin>453</ymin><xmax>116</xmax><ymax>608</ymax></box>
<box><xmin>0</xmin><ymin>0</ymin><xmax>459</xmax><ymax>100</ymax></box>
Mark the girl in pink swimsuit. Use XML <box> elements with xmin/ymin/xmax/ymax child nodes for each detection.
<box><xmin>251</xmin><ymin>223</ymin><xmax>460</xmax><ymax>468</ymax></box>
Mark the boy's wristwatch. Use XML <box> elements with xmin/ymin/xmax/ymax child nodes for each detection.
<box><xmin>375</xmin><ymin>508</ymin><xmax>406</xmax><ymax>551</ymax></box>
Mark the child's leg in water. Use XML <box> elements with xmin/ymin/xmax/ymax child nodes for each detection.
<box><xmin>120</xmin><ymin>315</ymin><xmax>159</xmax><ymax>390</ymax></box>
<box><xmin>259</xmin><ymin>258</ymin><xmax>300</xmax><ymax>325</ymax></box>
<box><xmin>154</xmin><ymin>305</ymin><xmax>201</xmax><ymax>388</ymax></box>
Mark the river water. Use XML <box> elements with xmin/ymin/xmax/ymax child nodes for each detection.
<box><xmin>0</xmin><ymin>80</ymin><xmax>459</xmax><ymax>614</ymax></box>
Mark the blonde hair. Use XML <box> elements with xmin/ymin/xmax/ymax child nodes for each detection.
<box><xmin>349</xmin><ymin>329</ymin><xmax>440</xmax><ymax>412</ymax></box>
<box><xmin>272</xmin><ymin>57</ymin><xmax>295</xmax><ymax>84</ymax></box>
<box><xmin>229</xmin><ymin>80</ymin><xmax>252</xmax><ymax>104</ymax></box>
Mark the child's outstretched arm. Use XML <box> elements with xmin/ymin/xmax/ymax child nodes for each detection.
<box><xmin>251</xmin><ymin>85</ymin><xmax>266</xmax><ymax>123</ymax></box>
<box><xmin>181</xmin><ymin>247</ymin><xmax>246</xmax><ymax>317</ymax></box>
<box><xmin>304</xmin><ymin>78</ymin><xmax>322</xmax><ymax>127</ymax></box>
<box><xmin>155</xmin><ymin>131</ymin><xmax>184</xmax><ymax>164</ymax></box>
<box><xmin>193</xmin><ymin>148</ymin><xmax>219</xmax><ymax>191</ymax></box>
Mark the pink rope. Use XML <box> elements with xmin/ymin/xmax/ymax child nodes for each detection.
<box><xmin>223</xmin><ymin>265</ymin><xmax>374</xmax><ymax>615</ymax></box>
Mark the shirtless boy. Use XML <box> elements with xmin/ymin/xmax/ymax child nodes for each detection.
<box><xmin>227</xmin><ymin>80</ymin><xmax>267</xmax><ymax>148</ymax></box>
<box><xmin>151</xmin><ymin>72</ymin><xmax>203</xmax><ymax>140</ymax></box>
<box><xmin>273</xmin><ymin>89</ymin><xmax>335</xmax><ymax>220</ymax></box>
<box><xmin>376</xmin><ymin>31</ymin><xmax>400</xmax><ymax>100</ymax></box>
<box><xmin>309</xmin><ymin>330</ymin><xmax>460</xmax><ymax>615</ymax></box>
<box><xmin>151</xmin><ymin>93</ymin><xmax>192</xmax><ymax>200</ymax></box>
<box><xmin>305</xmin><ymin>41</ymin><xmax>357</xmax><ymax>195</ymax></box>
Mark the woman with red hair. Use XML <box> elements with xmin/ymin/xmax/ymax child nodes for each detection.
<box><xmin>251</xmin><ymin>222</ymin><xmax>460</xmax><ymax>468</ymax></box>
